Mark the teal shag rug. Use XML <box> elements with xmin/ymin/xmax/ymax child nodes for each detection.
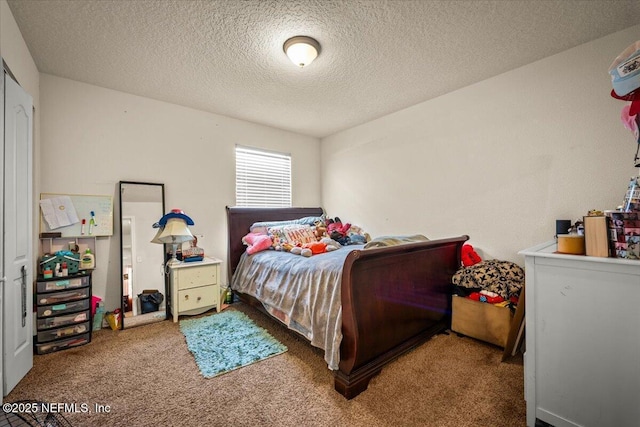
<box><xmin>179</xmin><ymin>310</ymin><xmax>287</xmax><ymax>378</ymax></box>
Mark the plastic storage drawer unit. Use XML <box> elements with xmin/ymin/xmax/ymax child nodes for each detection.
<box><xmin>35</xmin><ymin>272</ymin><xmax>92</xmax><ymax>354</ymax></box>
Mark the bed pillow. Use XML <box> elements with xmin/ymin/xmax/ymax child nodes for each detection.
<box><xmin>250</xmin><ymin>216</ymin><xmax>325</xmax><ymax>234</ymax></box>
<box><xmin>268</xmin><ymin>224</ymin><xmax>317</xmax><ymax>248</ymax></box>
<box><xmin>364</xmin><ymin>234</ymin><xmax>429</xmax><ymax>249</ymax></box>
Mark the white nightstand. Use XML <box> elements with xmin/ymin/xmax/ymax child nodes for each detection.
<box><xmin>168</xmin><ymin>257</ymin><xmax>222</xmax><ymax>322</ymax></box>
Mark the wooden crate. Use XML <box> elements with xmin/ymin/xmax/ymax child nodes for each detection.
<box><xmin>451</xmin><ymin>295</ymin><xmax>513</xmax><ymax>348</ymax></box>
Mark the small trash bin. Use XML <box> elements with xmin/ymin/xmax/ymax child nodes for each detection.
<box><xmin>138</xmin><ymin>290</ymin><xmax>164</xmax><ymax>314</ymax></box>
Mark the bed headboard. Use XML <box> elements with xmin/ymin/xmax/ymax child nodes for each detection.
<box><xmin>225</xmin><ymin>206</ymin><xmax>324</xmax><ymax>281</ymax></box>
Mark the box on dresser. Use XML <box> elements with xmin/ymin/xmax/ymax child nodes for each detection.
<box><xmin>583</xmin><ymin>215</ymin><xmax>610</xmax><ymax>257</ymax></box>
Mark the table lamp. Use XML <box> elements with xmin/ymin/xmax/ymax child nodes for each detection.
<box><xmin>150</xmin><ymin>222</ymin><xmax>164</xmax><ymax>244</ymax></box>
<box><xmin>156</xmin><ymin>210</ymin><xmax>195</xmax><ymax>265</ymax></box>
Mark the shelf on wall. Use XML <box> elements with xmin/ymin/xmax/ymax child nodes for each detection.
<box><xmin>40</xmin><ymin>236</ymin><xmax>97</xmax><ymax>258</ymax></box>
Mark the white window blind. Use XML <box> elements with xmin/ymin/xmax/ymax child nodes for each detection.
<box><xmin>235</xmin><ymin>146</ymin><xmax>292</xmax><ymax>207</ymax></box>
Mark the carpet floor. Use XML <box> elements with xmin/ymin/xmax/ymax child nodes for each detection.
<box><xmin>6</xmin><ymin>303</ymin><xmax>525</xmax><ymax>426</ymax></box>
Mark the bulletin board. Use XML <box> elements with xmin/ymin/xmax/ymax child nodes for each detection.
<box><xmin>39</xmin><ymin>193</ymin><xmax>113</xmax><ymax>237</ymax></box>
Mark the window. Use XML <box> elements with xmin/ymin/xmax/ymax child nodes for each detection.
<box><xmin>235</xmin><ymin>146</ymin><xmax>292</xmax><ymax>207</ymax></box>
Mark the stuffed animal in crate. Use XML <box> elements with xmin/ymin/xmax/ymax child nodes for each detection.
<box><xmin>242</xmin><ymin>232</ymin><xmax>272</xmax><ymax>255</ymax></box>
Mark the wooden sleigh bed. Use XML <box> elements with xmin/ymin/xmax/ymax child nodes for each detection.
<box><xmin>226</xmin><ymin>206</ymin><xmax>468</xmax><ymax>399</ymax></box>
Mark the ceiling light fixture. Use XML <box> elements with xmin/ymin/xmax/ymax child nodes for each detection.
<box><xmin>283</xmin><ymin>36</ymin><xmax>320</xmax><ymax>68</ymax></box>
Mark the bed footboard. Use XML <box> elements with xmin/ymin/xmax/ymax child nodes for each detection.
<box><xmin>335</xmin><ymin>235</ymin><xmax>468</xmax><ymax>399</ymax></box>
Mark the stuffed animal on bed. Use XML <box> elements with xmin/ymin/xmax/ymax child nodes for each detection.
<box><xmin>313</xmin><ymin>220</ymin><xmax>328</xmax><ymax>240</ymax></box>
<box><xmin>242</xmin><ymin>232</ymin><xmax>272</xmax><ymax>255</ymax></box>
<box><xmin>325</xmin><ymin>217</ymin><xmax>352</xmax><ymax>245</ymax></box>
<box><xmin>286</xmin><ymin>238</ymin><xmax>342</xmax><ymax>257</ymax></box>
<box><xmin>290</xmin><ymin>241</ymin><xmax>328</xmax><ymax>257</ymax></box>
<box><xmin>320</xmin><ymin>237</ymin><xmax>341</xmax><ymax>251</ymax></box>
<box><xmin>347</xmin><ymin>224</ymin><xmax>371</xmax><ymax>243</ymax></box>
<box><xmin>327</xmin><ymin>217</ymin><xmax>351</xmax><ymax>240</ymax></box>
<box><xmin>290</xmin><ymin>246</ymin><xmax>313</xmax><ymax>257</ymax></box>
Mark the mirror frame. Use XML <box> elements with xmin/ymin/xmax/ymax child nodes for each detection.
<box><xmin>119</xmin><ymin>181</ymin><xmax>166</xmax><ymax>329</ymax></box>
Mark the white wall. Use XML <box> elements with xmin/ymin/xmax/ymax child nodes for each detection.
<box><xmin>39</xmin><ymin>74</ymin><xmax>321</xmax><ymax>310</ymax></box>
<box><xmin>0</xmin><ymin>1</ymin><xmax>38</xmax><ymax>99</ymax></box>
<box><xmin>322</xmin><ymin>25</ymin><xmax>640</xmax><ymax>264</ymax></box>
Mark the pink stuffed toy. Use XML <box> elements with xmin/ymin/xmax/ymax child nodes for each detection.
<box><xmin>242</xmin><ymin>232</ymin><xmax>272</xmax><ymax>255</ymax></box>
<box><xmin>326</xmin><ymin>217</ymin><xmax>351</xmax><ymax>240</ymax></box>
<box><xmin>461</xmin><ymin>244</ymin><xmax>482</xmax><ymax>266</ymax></box>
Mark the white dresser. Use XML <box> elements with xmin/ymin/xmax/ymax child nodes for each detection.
<box><xmin>168</xmin><ymin>257</ymin><xmax>222</xmax><ymax>323</ymax></box>
<box><xmin>520</xmin><ymin>242</ymin><xmax>640</xmax><ymax>427</ymax></box>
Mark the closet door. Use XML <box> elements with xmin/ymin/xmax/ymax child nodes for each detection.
<box><xmin>3</xmin><ymin>71</ymin><xmax>33</xmax><ymax>395</ymax></box>
<box><xmin>0</xmin><ymin>66</ymin><xmax>4</xmax><ymax>403</ymax></box>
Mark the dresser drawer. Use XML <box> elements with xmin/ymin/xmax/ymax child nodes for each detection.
<box><xmin>178</xmin><ymin>285</ymin><xmax>218</xmax><ymax>312</ymax></box>
<box><xmin>175</xmin><ymin>264</ymin><xmax>217</xmax><ymax>290</ymax></box>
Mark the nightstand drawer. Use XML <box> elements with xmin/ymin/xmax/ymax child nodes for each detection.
<box><xmin>178</xmin><ymin>285</ymin><xmax>218</xmax><ymax>312</ymax></box>
<box><xmin>175</xmin><ymin>264</ymin><xmax>217</xmax><ymax>290</ymax></box>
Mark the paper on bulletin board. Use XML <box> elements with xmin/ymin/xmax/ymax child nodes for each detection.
<box><xmin>39</xmin><ymin>196</ymin><xmax>79</xmax><ymax>229</ymax></box>
<box><xmin>40</xmin><ymin>193</ymin><xmax>113</xmax><ymax>237</ymax></box>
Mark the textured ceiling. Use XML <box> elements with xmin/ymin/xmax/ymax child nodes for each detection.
<box><xmin>7</xmin><ymin>0</ymin><xmax>640</xmax><ymax>138</ymax></box>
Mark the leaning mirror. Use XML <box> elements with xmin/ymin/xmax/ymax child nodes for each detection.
<box><xmin>119</xmin><ymin>181</ymin><xmax>166</xmax><ymax>328</ymax></box>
